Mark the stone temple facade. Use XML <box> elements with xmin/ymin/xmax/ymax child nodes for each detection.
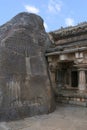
<box><xmin>0</xmin><ymin>12</ymin><xmax>87</xmax><ymax>120</ymax></box>
<box><xmin>46</xmin><ymin>23</ymin><xmax>87</xmax><ymax>106</ymax></box>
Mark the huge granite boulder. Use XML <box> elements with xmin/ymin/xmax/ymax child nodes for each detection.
<box><xmin>0</xmin><ymin>12</ymin><xmax>55</xmax><ymax>120</ymax></box>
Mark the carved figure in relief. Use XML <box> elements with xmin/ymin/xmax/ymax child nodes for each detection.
<box><xmin>7</xmin><ymin>75</ymin><xmax>21</xmax><ymax>107</ymax></box>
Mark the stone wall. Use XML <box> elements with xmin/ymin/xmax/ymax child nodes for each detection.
<box><xmin>0</xmin><ymin>12</ymin><xmax>55</xmax><ymax>120</ymax></box>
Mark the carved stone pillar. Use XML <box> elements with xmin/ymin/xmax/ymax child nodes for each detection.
<box><xmin>78</xmin><ymin>68</ymin><xmax>86</xmax><ymax>91</ymax></box>
<box><xmin>49</xmin><ymin>62</ymin><xmax>57</xmax><ymax>94</ymax></box>
<box><xmin>74</xmin><ymin>55</ymin><xmax>87</xmax><ymax>92</ymax></box>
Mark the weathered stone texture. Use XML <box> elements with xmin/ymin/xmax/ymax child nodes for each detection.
<box><xmin>0</xmin><ymin>12</ymin><xmax>55</xmax><ymax>120</ymax></box>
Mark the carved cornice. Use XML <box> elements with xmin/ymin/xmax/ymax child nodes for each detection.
<box><xmin>49</xmin><ymin>22</ymin><xmax>87</xmax><ymax>41</ymax></box>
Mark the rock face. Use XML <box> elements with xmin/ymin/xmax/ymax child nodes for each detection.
<box><xmin>0</xmin><ymin>12</ymin><xmax>55</xmax><ymax>120</ymax></box>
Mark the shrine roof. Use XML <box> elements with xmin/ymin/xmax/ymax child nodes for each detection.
<box><xmin>49</xmin><ymin>22</ymin><xmax>87</xmax><ymax>41</ymax></box>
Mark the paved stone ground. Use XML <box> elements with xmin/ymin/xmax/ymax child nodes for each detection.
<box><xmin>0</xmin><ymin>104</ymin><xmax>87</xmax><ymax>130</ymax></box>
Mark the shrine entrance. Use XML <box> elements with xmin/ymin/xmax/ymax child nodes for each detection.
<box><xmin>71</xmin><ymin>71</ymin><xmax>78</xmax><ymax>88</ymax></box>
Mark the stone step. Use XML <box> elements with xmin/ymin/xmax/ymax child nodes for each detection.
<box><xmin>56</xmin><ymin>95</ymin><xmax>87</xmax><ymax>107</ymax></box>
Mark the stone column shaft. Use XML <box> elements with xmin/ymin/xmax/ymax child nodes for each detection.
<box><xmin>78</xmin><ymin>69</ymin><xmax>86</xmax><ymax>91</ymax></box>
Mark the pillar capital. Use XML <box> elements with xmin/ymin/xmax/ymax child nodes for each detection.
<box><xmin>78</xmin><ymin>68</ymin><xmax>87</xmax><ymax>71</ymax></box>
<box><xmin>74</xmin><ymin>61</ymin><xmax>87</xmax><ymax>71</ymax></box>
<box><xmin>49</xmin><ymin>62</ymin><xmax>57</xmax><ymax>72</ymax></box>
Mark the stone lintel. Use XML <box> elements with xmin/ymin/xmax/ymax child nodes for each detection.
<box><xmin>45</xmin><ymin>47</ymin><xmax>87</xmax><ymax>56</ymax></box>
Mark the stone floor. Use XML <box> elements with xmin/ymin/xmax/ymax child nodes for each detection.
<box><xmin>0</xmin><ymin>104</ymin><xmax>87</xmax><ymax>130</ymax></box>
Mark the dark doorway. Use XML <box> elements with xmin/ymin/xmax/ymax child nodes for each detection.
<box><xmin>56</xmin><ymin>69</ymin><xmax>65</xmax><ymax>88</ymax></box>
<box><xmin>71</xmin><ymin>71</ymin><xmax>78</xmax><ymax>87</ymax></box>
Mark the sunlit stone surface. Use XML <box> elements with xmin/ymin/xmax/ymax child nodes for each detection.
<box><xmin>0</xmin><ymin>12</ymin><xmax>55</xmax><ymax>120</ymax></box>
